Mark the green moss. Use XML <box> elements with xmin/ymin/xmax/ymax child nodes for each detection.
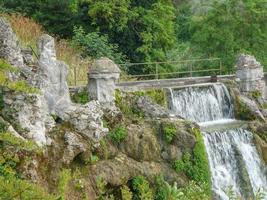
<box><xmin>190</xmin><ymin>129</ymin><xmax>211</xmax><ymax>191</ymax></box>
<box><xmin>161</xmin><ymin>121</ymin><xmax>176</xmax><ymax>143</ymax></box>
<box><xmin>71</xmin><ymin>88</ymin><xmax>89</xmax><ymax>104</ymax></box>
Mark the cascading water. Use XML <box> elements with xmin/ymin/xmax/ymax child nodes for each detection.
<box><xmin>168</xmin><ymin>83</ymin><xmax>267</xmax><ymax>200</ymax></box>
<box><xmin>168</xmin><ymin>83</ymin><xmax>234</xmax><ymax>122</ymax></box>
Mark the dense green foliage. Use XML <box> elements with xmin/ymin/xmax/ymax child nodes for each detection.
<box><xmin>132</xmin><ymin>176</ymin><xmax>154</xmax><ymax>200</ymax></box>
<box><xmin>72</xmin><ymin>26</ymin><xmax>125</xmax><ymax>63</ymax></box>
<box><xmin>109</xmin><ymin>126</ymin><xmax>128</xmax><ymax>144</ymax></box>
<box><xmin>161</xmin><ymin>121</ymin><xmax>177</xmax><ymax>143</ymax></box>
<box><xmin>174</xmin><ymin>128</ymin><xmax>211</xmax><ymax>196</ymax></box>
<box><xmin>70</xmin><ymin>88</ymin><xmax>89</xmax><ymax>104</ymax></box>
<box><xmin>1</xmin><ymin>0</ymin><xmax>266</xmax><ymax>73</ymax></box>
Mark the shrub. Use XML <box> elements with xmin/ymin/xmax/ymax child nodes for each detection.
<box><xmin>72</xmin><ymin>26</ymin><xmax>125</xmax><ymax>64</ymax></box>
<box><xmin>0</xmin><ymin>175</ymin><xmax>55</xmax><ymax>200</ymax></box>
<box><xmin>90</xmin><ymin>155</ymin><xmax>99</xmax><ymax>165</ymax></box>
<box><xmin>155</xmin><ymin>176</ymin><xmax>182</xmax><ymax>200</ymax></box>
<box><xmin>121</xmin><ymin>185</ymin><xmax>133</xmax><ymax>200</ymax></box>
<box><xmin>71</xmin><ymin>88</ymin><xmax>89</xmax><ymax>104</ymax></box>
<box><xmin>109</xmin><ymin>126</ymin><xmax>128</xmax><ymax>144</ymax></box>
<box><xmin>249</xmin><ymin>90</ymin><xmax>262</xmax><ymax>99</ymax></box>
<box><xmin>132</xmin><ymin>176</ymin><xmax>154</xmax><ymax>200</ymax></box>
<box><xmin>162</xmin><ymin>122</ymin><xmax>176</xmax><ymax>143</ymax></box>
<box><xmin>173</xmin><ymin>128</ymin><xmax>211</xmax><ymax>196</ymax></box>
<box><xmin>175</xmin><ymin>181</ymin><xmax>210</xmax><ymax>200</ymax></box>
<box><xmin>174</xmin><ymin>152</ymin><xmax>192</xmax><ymax>173</ymax></box>
<box><xmin>58</xmin><ymin>169</ymin><xmax>72</xmax><ymax>199</ymax></box>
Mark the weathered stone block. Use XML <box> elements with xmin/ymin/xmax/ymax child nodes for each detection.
<box><xmin>88</xmin><ymin>58</ymin><xmax>120</xmax><ymax>104</ymax></box>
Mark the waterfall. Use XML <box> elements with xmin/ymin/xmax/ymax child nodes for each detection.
<box><xmin>168</xmin><ymin>83</ymin><xmax>234</xmax><ymax>122</ymax></box>
<box><xmin>168</xmin><ymin>83</ymin><xmax>267</xmax><ymax>200</ymax></box>
<box><xmin>203</xmin><ymin>128</ymin><xmax>267</xmax><ymax>199</ymax></box>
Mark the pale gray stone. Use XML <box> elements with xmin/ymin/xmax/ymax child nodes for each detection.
<box><xmin>236</xmin><ymin>54</ymin><xmax>265</xmax><ymax>98</ymax></box>
<box><xmin>37</xmin><ymin>34</ymin><xmax>71</xmax><ymax>113</ymax></box>
<box><xmin>88</xmin><ymin>57</ymin><xmax>120</xmax><ymax>104</ymax></box>
<box><xmin>136</xmin><ymin>96</ymin><xmax>178</xmax><ymax>118</ymax></box>
<box><xmin>62</xmin><ymin>132</ymin><xmax>86</xmax><ymax>165</ymax></box>
<box><xmin>0</xmin><ymin>17</ymin><xmax>24</xmax><ymax>68</ymax></box>
<box><xmin>239</xmin><ymin>95</ymin><xmax>265</xmax><ymax>121</ymax></box>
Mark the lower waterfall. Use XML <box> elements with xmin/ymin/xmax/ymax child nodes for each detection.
<box><xmin>203</xmin><ymin>127</ymin><xmax>267</xmax><ymax>199</ymax></box>
<box><xmin>168</xmin><ymin>83</ymin><xmax>267</xmax><ymax>199</ymax></box>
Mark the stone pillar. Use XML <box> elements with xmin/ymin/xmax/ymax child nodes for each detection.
<box><xmin>236</xmin><ymin>54</ymin><xmax>265</xmax><ymax>98</ymax></box>
<box><xmin>88</xmin><ymin>57</ymin><xmax>120</xmax><ymax>104</ymax></box>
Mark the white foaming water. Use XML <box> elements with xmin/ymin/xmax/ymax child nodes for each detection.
<box><xmin>168</xmin><ymin>83</ymin><xmax>234</xmax><ymax>122</ymax></box>
<box><xmin>168</xmin><ymin>83</ymin><xmax>267</xmax><ymax>200</ymax></box>
<box><xmin>203</xmin><ymin>129</ymin><xmax>267</xmax><ymax>199</ymax></box>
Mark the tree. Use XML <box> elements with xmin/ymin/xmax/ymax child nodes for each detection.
<box><xmin>189</xmin><ymin>0</ymin><xmax>267</xmax><ymax>71</ymax></box>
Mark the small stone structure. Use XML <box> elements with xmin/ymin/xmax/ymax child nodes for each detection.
<box><xmin>236</xmin><ymin>54</ymin><xmax>265</xmax><ymax>98</ymax></box>
<box><xmin>88</xmin><ymin>58</ymin><xmax>120</xmax><ymax>104</ymax></box>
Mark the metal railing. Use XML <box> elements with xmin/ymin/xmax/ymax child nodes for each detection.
<box><xmin>119</xmin><ymin>58</ymin><xmax>222</xmax><ymax>82</ymax></box>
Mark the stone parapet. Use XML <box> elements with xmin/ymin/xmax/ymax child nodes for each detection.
<box><xmin>88</xmin><ymin>57</ymin><xmax>120</xmax><ymax>104</ymax></box>
<box><xmin>236</xmin><ymin>54</ymin><xmax>265</xmax><ymax>98</ymax></box>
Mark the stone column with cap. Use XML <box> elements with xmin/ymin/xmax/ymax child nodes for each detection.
<box><xmin>236</xmin><ymin>54</ymin><xmax>265</xmax><ymax>98</ymax></box>
<box><xmin>88</xmin><ymin>57</ymin><xmax>120</xmax><ymax>104</ymax></box>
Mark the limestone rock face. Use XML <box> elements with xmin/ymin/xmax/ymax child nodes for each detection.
<box><xmin>0</xmin><ymin>17</ymin><xmax>24</xmax><ymax>68</ymax></box>
<box><xmin>238</xmin><ymin>95</ymin><xmax>265</xmax><ymax>121</ymax></box>
<box><xmin>90</xmin><ymin>153</ymin><xmax>186</xmax><ymax>187</ymax></box>
<box><xmin>62</xmin><ymin>132</ymin><xmax>87</xmax><ymax>165</ymax></box>
<box><xmin>61</xmin><ymin>101</ymin><xmax>109</xmax><ymax>142</ymax></box>
<box><xmin>2</xmin><ymin>89</ymin><xmax>55</xmax><ymax>145</ymax></box>
<box><xmin>236</xmin><ymin>54</ymin><xmax>265</xmax><ymax>97</ymax></box>
<box><xmin>136</xmin><ymin>96</ymin><xmax>178</xmax><ymax>118</ymax></box>
<box><xmin>37</xmin><ymin>34</ymin><xmax>71</xmax><ymax>113</ymax></box>
<box><xmin>120</xmin><ymin>124</ymin><xmax>161</xmax><ymax>161</ymax></box>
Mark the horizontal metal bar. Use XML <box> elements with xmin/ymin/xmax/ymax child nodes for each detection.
<box><xmin>119</xmin><ymin>58</ymin><xmax>221</xmax><ymax>66</ymax></box>
<box><xmin>121</xmin><ymin>68</ymin><xmax>220</xmax><ymax>78</ymax></box>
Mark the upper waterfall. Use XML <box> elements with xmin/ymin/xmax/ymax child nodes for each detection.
<box><xmin>168</xmin><ymin>83</ymin><xmax>234</xmax><ymax>122</ymax></box>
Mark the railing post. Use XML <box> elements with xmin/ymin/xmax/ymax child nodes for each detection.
<box><xmin>156</xmin><ymin>63</ymin><xmax>159</xmax><ymax>80</ymax></box>
<box><xmin>190</xmin><ymin>62</ymin><xmax>193</xmax><ymax>77</ymax></box>
<box><xmin>74</xmin><ymin>65</ymin><xmax>77</xmax><ymax>86</ymax></box>
<box><xmin>219</xmin><ymin>59</ymin><xmax>222</xmax><ymax>75</ymax></box>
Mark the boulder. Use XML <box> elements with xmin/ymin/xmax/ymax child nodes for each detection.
<box><xmin>62</xmin><ymin>132</ymin><xmax>87</xmax><ymax>165</ymax></box>
<box><xmin>238</xmin><ymin>95</ymin><xmax>265</xmax><ymax>121</ymax></box>
<box><xmin>89</xmin><ymin>153</ymin><xmax>187</xmax><ymax>187</ymax></box>
<box><xmin>120</xmin><ymin>124</ymin><xmax>161</xmax><ymax>161</ymax></box>
<box><xmin>61</xmin><ymin>101</ymin><xmax>109</xmax><ymax>143</ymax></box>
<box><xmin>136</xmin><ymin>96</ymin><xmax>177</xmax><ymax>118</ymax></box>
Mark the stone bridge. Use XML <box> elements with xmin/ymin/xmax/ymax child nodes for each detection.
<box><xmin>72</xmin><ymin>55</ymin><xmax>266</xmax><ymax>104</ymax></box>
